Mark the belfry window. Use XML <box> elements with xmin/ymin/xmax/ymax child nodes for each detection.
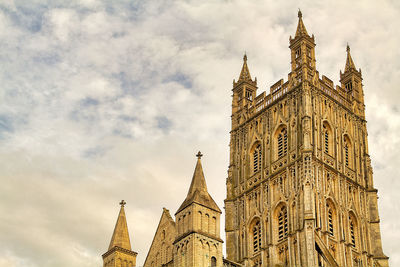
<box><xmin>327</xmin><ymin>205</ymin><xmax>334</xmax><ymax>236</ymax></box>
<box><xmin>252</xmin><ymin>220</ymin><xmax>262</xmax><ymax>254</ymax></box>
<box><xmin>253</xmin><ymin>144</ymin><xmax>262</xmax><ymax>173</ymax></box>
<box><xmin>349</xmin><ymin>216</ymin><xmax>356</xmax><ymax>247</ymax></box>
<box><xmin>277</xmin><ymin>127</ymin><xmax>288</xmax><ymax>158</ymax></box>
<box><xmin>345</xmin><ymin>82</ymin><xmax>353</xmax><ymax>91</ymax></box>
<box><xmin>323</xmin><ymin>123</ymin><xmax>331</xmax><ymax>155</ymax></box>
<box><xmin>295</xmin><ymin>48</ymin><xmax>301</xmax><ymax>58</ymax></box>
<box><xmin>246</xmin><ymin>90</ymin><xmax>253</xmax><ymax>101</ymax></box>
<box><xmin>278</xmin><ymin>206</ymin><xmax>288</xmax><ymax>240</ymax></box>
<box><xmin>211</xmin><ymin>257</ymin><xmax>217</xmax><ymax>267</ymax></box>
<box><xmin>344</xmin><ymin>135</ymin><xmax>351</xmax><ymax>167</ymax></box>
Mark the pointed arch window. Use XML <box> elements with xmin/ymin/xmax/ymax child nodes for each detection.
<box><xmin>278</xmin><ymin>206</ymin><xmax>288</xmax><ymax>240</ymax></box>
<box><xmin>345</xmin><ymin>82</ymin><xmax>353</xmax><ymax>91</ymax></box>
<box><xmin>246</xmin><ymin>90</ymin><xmax>253</xmax><ymax>101</ymax></box>
<box><xmin>251</xmin><ymin>220</ymin><xmax>262</xmax><ymax>254</ymax></box>
<box><xmin>295</xmin><ymin>48</ymin><xmax>301</xmax><ymax>58</ymax></box>
<box><xmin>326</xmin><ymin>203</ymin><xmax>335</xmax><ymax>237</ymax></box>
<box><xmin>344</xmin><ymin>135</ymin><xmax>352</xmax><ymax>168</ymax></box>
<box><xmin>277</xmin><ymin>127</ymin><xmax>288</xmax><ymax>158</ymax></box>
<box><xmin>349</xmin><ymin>216</ymin><xmax>356</xmax><ymax>247</ymax></box>
<box><xmin>253</xmin><ymin>143</ymin><xmax>262</xmax><ymax>173</ymax></box>
<box><xmin>323</xmin><ymin>122</ymin><xmax>332</xmax><ymax>155</ymax></box>
<box><xmin>211</xmin><ymin>256</ymin><xmax>217</xmax><ymax>267</ymax></box>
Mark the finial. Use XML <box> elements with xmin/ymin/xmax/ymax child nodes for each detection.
<box><xmin>298</xmin><ymin>9</ymin><xmax>302</xmax><ymax>18</ymax></box>
<box><xmin>346</xmin><ymin>43</ymin><xmax>350</xmax><ymax>53</ymax></box>
<box><xmin>196</xmin><ymin>151</ymin><xmax>203</xmax><ymax>159</ymax></box>
<box><xmin>119</xmin><ymin>200</ymin><xmax>126</xmax><ymax>207</ymax></box>
<box><xmin>243</xmin><ymin>52</ymin><xmax>247</xmax><ymax>62</ymax></box>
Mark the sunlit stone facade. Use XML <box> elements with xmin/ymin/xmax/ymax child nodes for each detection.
<box><xmin>224</xmin><ymin>10</ymin><xmax>389</xmax><ymax>267</ymax></box>
<box><xmin>103</xmin><ymin>11</ymin><xmax>389</xmax><ymax>267</ymax></box>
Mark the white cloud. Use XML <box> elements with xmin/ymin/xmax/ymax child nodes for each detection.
<box><xmin>0</xmin><ymin>0</ymin><xmax>399</xmax><ymax>266</ymax></box>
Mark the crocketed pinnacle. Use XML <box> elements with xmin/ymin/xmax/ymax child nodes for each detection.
<box><xmin>238</xmin><ymin>53</ymin><xmax>252</xmax><ymax>82</ymax></box>
<box><xmin>108</xmin><ymin>200</ymin><xmax>132</xmax><ymax>250</ymax></box>
<box><xmin>344</xmin><ymin>44</ymin><xmax>357</xmax><ymax>72</ymax></box>
<box><xmin>295</xmin><ymin>9</ymin><xmax>309</xmax><ymax>37</ymax></box>
<box><xmin>176</xmin><ymin>152</ymin><xmax>221</xmax><ymax>214</ymax></box>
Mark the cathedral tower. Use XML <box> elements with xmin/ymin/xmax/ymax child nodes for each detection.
<box><xmin>174</xmin><ymin>152</ymin><xmax>224</xmax><ymax>267</ymax></box>
<box><xmin>225</xmin><ymin>11</ymin><xmax>388</xmax><ymax>267</ymax></box>
<box><xmin>103</xmin><ymin>200</ymin><xmax>138</xmax><ymax>267</ymax></box>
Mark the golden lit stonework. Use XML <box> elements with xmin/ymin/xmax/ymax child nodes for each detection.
<box><xmin>225</xmin><ymin>10</ymin><xmax>388</xmax><ymax>267</ymax></box>
<box><xmin>102</xmin><ymin>11</ymin><xmax>388</xmax><ymax>267</ymax></box>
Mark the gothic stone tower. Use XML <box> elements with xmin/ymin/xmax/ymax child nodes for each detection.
<box><xmin>173</xmin><ymin>152</ymin><xmax>224</xmax><ymax>267</ymax></box>
<box><xmin>224</xmin><ymin>11</ymin><xmax>389</xmax><ymax>267</ymax></box>
<box><xmin>103</xmin><ymin>200</ymin><xmax>138</xmax><ymax>267</ymax></box>
<box><xmin>143</xmin><ymin>152</ymin><xmax>224</xmax><ymax>267</ymax></box>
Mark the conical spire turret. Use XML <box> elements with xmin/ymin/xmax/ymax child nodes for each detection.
<box><xmin>344</xmin><ymin>44</ymin><xmax>357</xmax><ymax>71</ymax></box>
<box><xmin>108</xmin><ymin>200</ymin><xmax>132</xmax><ymax>250</ymax></box>
<box><xmin>289</xmin><ymin>10</ymin><xmax>316</xmax><ymax>73</ymax></box>
<box><xmin>238</xmin><ymin>53</ymin><xmax>252</xmax><ymax>82</ymax></box>
<box><xmin>176</xmin><ymin>151</ymin><xmax>221</xmax><ymax>214</ymax></box>
<box><xmin>295</xmin><ymin>9</ymin><xmax>309</xmax><ymax>37</ymax></box>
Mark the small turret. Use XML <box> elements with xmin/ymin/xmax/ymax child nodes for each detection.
<box><xmin>174</xmin><ymin>152</ymin><xmax>223</xmax><ymax>267</ymax></box>
<box><xmin>289</xmin><ymin>10</ymin><xmax>317</xmax><ymax>80</ymax></box>
<box><xmin>231</xmin><ymin>54</ymin><xmax>257</xmax><ymax>128</ymax></box>
<box><xmin>295</xmin><ymin>9</ymin><xmax>309</xmax><ymax>37</ymax></box>
<box><xmin>102</xmin><ymin>201</ymin><xmax>138</xmax><ymax>267</ymax></box>
<box><xmin>340</xmin><ymin>44</ymin><xmax>365</xmax><ymax>117</ymax></box>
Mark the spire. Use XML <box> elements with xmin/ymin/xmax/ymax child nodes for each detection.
<box><xmin>344</xmin><ymin>44</ymin><xmax>357</xmax><ymax>71</ymax></box>
<box><xmin>238</xmin><ymin>53</ymin><xmax>252</xmax><ymax>82</ymax></box>
<box><xmin>295</xmin><ymin>9</ymin><xmax>309</xmax><ymax>37</ymax></box>
<box><xmin>176</xmin><ymin>151</ymin><xmax>221</xmax><ymax>214</ymax></box>
<box><xmin>108</xmin><ymin>200</ymin><xmax>132</xmax><ymax>250</ymax></box>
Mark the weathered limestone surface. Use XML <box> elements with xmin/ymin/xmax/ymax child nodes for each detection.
<box><xmin>225</xmin><ymin>10</ymin><xmax>388</xmax><ymax>267</ymax></box>
<box><xmin>102</xmin><ymin>11</ymin><xmax>389</xmax><ymax>267</ymax></box>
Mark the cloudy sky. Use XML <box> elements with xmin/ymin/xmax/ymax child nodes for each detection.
<box><xmin>0</xmin><ymin>0</ymin><xmax>399</xmax><ymax>266</ymax></box>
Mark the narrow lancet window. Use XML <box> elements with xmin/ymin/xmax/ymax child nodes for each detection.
<box><xmin>277</xmin><ymin>128</ymin><xmax>288</xmax><ymax>158</ymax></box>
<box><xmin>252</xmin><ymin>220</ymin><xmax>262</xmax><ymax>254</ymax></box>
<box><xmin>253</xmin><ymin>144</ymin><xmax>262</xmax><ymax>173</ymax></box>
<box><xmin>278</xmin><ymin>206</ymin><xmax>288</xmax><ymax>240</ymax></box>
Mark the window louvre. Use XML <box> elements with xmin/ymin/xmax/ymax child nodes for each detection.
<box><xmin>278</xmin><ymin>206</ymin><xmax>288</xmax><ymax>240</ymax></box>
<box><xmin>253</xmin><ymin>144</ymin><xmax>262</xmax><ymax>173</ymax></box>
<box><xmin>277</xmin><ymin>128</ymin><xmax>288</xmax><ymax>158</ymax></box>
<box><xmin>344</xmin><ymin>137</ymin><xmax>350</xmax><ymax>167</ymax></box>
<box><xmin>252</xmin><ymin>221</ymin><xmax>261</xmax><ymax>253</ymax></box>
<box><xmin>349</xmin><ymin>217</ymin><xmax>356</xmax><ymax>247</ymax></box>
<box><xmin>327</xmin><ymin>207</ymin><xmax>334</xmax><ymax>236</ymax></box>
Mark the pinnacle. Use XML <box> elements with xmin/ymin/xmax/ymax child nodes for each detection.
<box><xmin>108</xmin><ymin>201</ymin><xmax>132</xmax><ymax>250</ymax></box>
<box><xmin>295</xmin><ymin>9</ymin><xmax>309</xmax><ymax>37</ymax></box>
<box><xmin>176</xmin><ymin>152</ymin><xmax>221</xmax><ymax>214</ymax></box>
<box><xmin>344</xmin><ymin>44</ymin><xmax>357</xmax><ymax>72</ymax></box>
<box><xmin>237</xmin><ymin>53</ymin><xmax>252</xmax><ymax>82</ymax></box>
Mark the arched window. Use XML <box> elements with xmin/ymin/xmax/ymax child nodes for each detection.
<box><xmin>278</xmin><ymin>206</ymin><xmax>288</xmax><ymax>240</ymax></box>
<box><xmin>323</xmin><ymin>122</ymin><xmax>332</xmax><ymax>155</ymax></box>
<box><xmin>161</xmin><ymin>230</ymin><xmax>165</xmax><ymax>240</ymax></box>
<box><xmin>277</xmin><ymin>127</ymin><xmax>288</xmax><ymax>158</ymax></box>
<box><xmin>253</xmin><ymin>143</ymin><xmax>262</xmax><ymax>173</ymax></box>
<box><xmin>344</xmin><ymin>135</ymin><xmax>351</xmax><ymax>167</ymax></box>
<box><xmin>251</xmin><ymin>220</ymin><xmax>262</xmax><ymax>254</ymax></box>
<box><xmin>327</xmin><ymin>203</ymin><xmax>334</xmax><ymax>237</ymax></box>
<box><xmin>349</xmin><ymin>215</ymin><xmax>356</xmax><ymax>247</ymax></box>
<box><xmin>211</xmin><ymin>256</ymin><xmax>217</xmax><ymax>267</ymax></box>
